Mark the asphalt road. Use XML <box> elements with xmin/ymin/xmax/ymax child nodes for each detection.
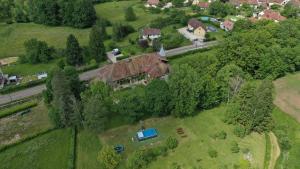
<box><xmin>0</xmin><ymin>42</ymin><xmax>217</xmax><ymax>105</ymax></box>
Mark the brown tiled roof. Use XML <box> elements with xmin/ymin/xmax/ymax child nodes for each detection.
<box><xmin>269</xmin><ymin>0</ymin><xmax>285</xmax><ymax>4</ymax></box>
<box><xmin>143</xmin><ymin>28</ymin><xmax>161</xmax><ymax>36</ymax></box>
<box><xmin>197</xmin><ymin>2</ymin><xmax>209</xmax><ymax>8</ymax></box>
<box><xmin>223</xmin><ymin>20</ymin><xmax>234</xmax><ymax>30</ymax></box>
<box><xmin>229</xmin><ymin>0</ymin><xmax>258</xmax><ymax>5</ymax></box>
<box><xmin>98</xmin><ymin>53</ymin><xmax>169</xmax><ymax>83</ymax></box>
<box><xmin>147</xmin><ymin>0</ymin><xmax>160</xmax><ymax>5</ymax></box>
<box><xmin>261</xmin><ymin>9</ymin><xmax>286</xmax><ymax>21</ymax></box>
<box><xmin>289</xmin><ymin>0</ymin><xmax>300</xmax><ymax>7</ymax></box>
<box><xmin>188</xmin><ymin>18</ymin><xmax>206</xmax><ymax>30</ymax></box>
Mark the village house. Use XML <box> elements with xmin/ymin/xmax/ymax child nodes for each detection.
<box><xmin>197</xmin><ymin>2</ymin><xmax>210</xmax><ymax>9</ymax></box>
<box><xmin>97</xmin><ymin>53</ymin><xmax>169</xmax><ymax>89</ymax></box>
<box><xmin>142</xmin><ymin>28</ymin><xmax>161</xmax><ymax>40</ymax></box>
<box><xmin>258</xmin><ymin>9</ymin><xmax>286</xmax><ymax>22</ymax></box>
<box><xmin>145</xmin><ymin>0</ymin><xmax>160</xmax><ymax>8</ymax></box>
<box><xmin>268</xmin><ymin>0</ymin><xmax>291</xmax><ymax>6</ymax></box>
<box><xmin>220</xmin><ymin>20</ymin><xmax>235</xmax><ymax>31</ymax></box>
<box><xmin>229</xmin><ymin>0</ymin><xmax>259</xmax><ymax>8</ymax></box>
<box><xmin>187</xmin><ymin>18</ymin><xmax>207</xmax><ymax>38</ymax></box>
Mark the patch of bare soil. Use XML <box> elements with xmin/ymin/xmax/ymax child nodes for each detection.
<box><xmin>274</xmin><ymin>76</ymin><xmax>300</xmax><ymax>123</ymax></box>
<box><xmin>268</xmin><ymin>132</ymin><xmax>280</xmax><ymax>169</ymax></box>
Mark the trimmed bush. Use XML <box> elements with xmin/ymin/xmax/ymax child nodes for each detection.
<box><xmin>233</xmin><ymin>125</ymin><xmax>246</xmax><ymax>138</ymax></box>
<box><xmin>230</xmin><ymin>141</ymin><xmax>240</xmax><ymax>153</ymax></box>
<box><xmin>208</xmin><ymin>149</ymin><xmax>218</xmax><ymax>158</ymax></box>
<box><xmin>216</xmin><ymin>131</ymin><xmax>227</xmax><ymax>140</ymax></box>
<box><xmin>0</xmin><ymin>100</ymin><xmax>38</xmax><ymax>118</ymax></box>
<box><xmin>166</xmin><ymin>136</ymin><xmax>178</xmax><ymax>150</ymax></box>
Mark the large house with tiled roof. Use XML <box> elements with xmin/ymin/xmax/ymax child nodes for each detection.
<box><xmin>259</xmin><ymin>9</ymin><xmax>286</xmax><ymax>22</ymax></box>
<box><xmin>187</xmin><ymin>18</ymin><xmax>206</xmax><ymax>38</ymax></box>
<box><xmin>97</xmin><ymin>53</ymin><xmax>169</xmax><ymax>89</ymax></box>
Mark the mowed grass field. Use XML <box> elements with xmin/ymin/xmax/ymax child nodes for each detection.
<box><xmin>0</xmin><ymin>23</ymin><xmax>90</xmax><ymax>59</ymax></box>
<box><xmin>0</xmin><ymin>129</ymin><xmax>72</xmax><ymax>169</ymax></box>
<box><xmin>273</xmin><ymin>108</ymin><xmax>300</xmax><ymax>169</ymax></box>
<box><xmin>100</xmin><ymin>106</ymin><xmax>266</xmax><ymax>169</ymax></box>
<box><xmin>76</xmin><ymin>130</ymin><xmax>102</xmax><ymax>169</ymax></box>
<box><xmin>274</xmin><ymin>73</ymin><xmax>300</xmax><ymax>123</ymax></box>
<box><xmin>0</xmin><ymin>102</ymin><xmax>53</xmax><ymax>148</ymax></box>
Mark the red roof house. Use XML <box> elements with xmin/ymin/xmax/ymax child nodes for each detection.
<box><xmin>197</xmin><ymin>2</ymin><xmax>209</xmax><ymax>8</ymax></box>
<box><xmin>147</xmin><ymin>0</ymin><xmax>160</xmax><ymax>6</ymax></box>
<box><xmin>260</xmin><ymin>9</ymin><xmax>286</xmax><ymax>22</ymax></box>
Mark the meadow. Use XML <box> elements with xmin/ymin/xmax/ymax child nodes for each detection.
<box><xmin>274</xmin><ymin>73</ymin><xmax>300</xmax><ymax>123</ymax></box>
<box><xmin>0</xmin><ymin>129</ymin><xmax>72</xmax><ymax>169</ymax></box>
<box><xmin>100</xmin><ymin>106</ymin><xmax>266</xmax><ymax>169</ymax></box>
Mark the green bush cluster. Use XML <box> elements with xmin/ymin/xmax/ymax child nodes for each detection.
<box><xmin>233</xmin><ymin>125</ymin><xmax>247</xmax><ymax>138</ymax></box>
<box><xmin>126</xmin><ymin>137</ymin><xmax>178</xmax><ymax>169</ymax></box>
<box><xmin>0</xmin><ymin>100</ymin><xmax>38</xmax><ymax>118</ymax></box>
<box><xmin>230</xmin><ymin>141</ymin><xmax>240</xmax><ymax>153</ymax></box>
<box><xmin>208</xmin><ymin>149</ymin><xmax>218</xmax><ymax>158</ymax></box>
<box><xmin>274</xmin><ymin>126</ymin><xmax>292</xmax><ymax>151</ymax></box>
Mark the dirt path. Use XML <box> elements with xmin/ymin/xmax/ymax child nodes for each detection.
<box><xmin>268</xmin><ymin>132</ymin><xmax>281</xmax><ymax>169</ymax></box>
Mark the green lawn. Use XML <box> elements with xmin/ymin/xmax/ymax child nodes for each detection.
<box><xmin>76</xmin><ymin>130</ymin><xmax>102</xmax><ymax>169</ymax></box>
<box><xmin>0</xmin><ymin>102</ymin><xmax>53</xmax><ymax>148</ymax></box>
<box><xmin>0</xmin><ymin>129</ymin><xmax>72</xmax><ymax>169</ymax></box>
<box><xmin>273</xmin><ymin>107</ymin><xmax>300</xmax><ymax>169</ymax></box>
<box><xmin>100</xmin><ymin>106</ymin><xmax>266</xmax><ymax>169</ymax></box>
<box><xmin>0</xmin><ymin>23</ymin><xmax>90</xmax><ymax>59</ymax></box>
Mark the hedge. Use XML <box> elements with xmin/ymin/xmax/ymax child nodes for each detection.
<box><xmin>168</xmin><ymin>46</ymin><xmax>215</xmax><ymax>61</ymax></box>
<box><xmin>0</xmin><ymin>128</ymin><xmax>55</xmax><ymax>152</ymax></box>
<box><xmin>67</xmin><ymin>128</ymin><xmax>77</xmax><ymax>169</ymax></box>
<box><xmin>0</xmin><ymin>79</ymin><xmax>46</xmax><ymax>94</ymax></box>
<box><xmin>0</xmin><ymin>100</ymin><xmax>38</xmax><ymax>118</ymax></box>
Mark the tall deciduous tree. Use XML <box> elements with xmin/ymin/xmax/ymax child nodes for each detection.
<box><xmin>66</xmin><ymin>34</ymin><xmax>83</xmax><ymax>66</ymax></box>
<box><xmin>145</xmin><ymin>79</ymin><xmax>171</xmax><ymax>117</ymax></box>
<box><xmin>124</xmin><ymin>6</ymin><xmax>136</xmax><ymax>21</ymax></box>
<box><xmin>169</xmin><ymin>64</ymin><xmax>199</xmax><ymax>117</ymax></box>
<box><xmin>83</xmin><ymin>97</ymin><xmax>109</xmax><ymax>133</ymax></box>
<box><xmin>49</xmin><ymin>69</ymin><xmax>82</xmax><ymax>128</ymax></box>
<box><xmin>98</xmin><ymin>146</ymin><xmax>121</xmax><ymax>169</ymax></box>
<box><xmin>89</xmin><ymin>25</ymin><xmax>106</xmax><ymax>63</ymax></box>
<box><xmin>226</xmin><ymin>80</ymin><xmax>274</xmax><ymax>133</ymax></box>
<box><xmin>72</xmin><ymin>0</ymin><xmax>96</xmax><ymax>28</ymax></box>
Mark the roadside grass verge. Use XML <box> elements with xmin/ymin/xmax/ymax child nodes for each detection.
<box><xmin>0</xmin><ymin>129</ymin><xmax>72</xmax><ymax>169</ymax></box>
<box><xmin>0</xmin><ymin>100</ymin><xmax>38</xmax><ymax>118</ymax></box>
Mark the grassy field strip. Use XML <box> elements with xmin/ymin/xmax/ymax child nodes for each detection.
<box><xmin>264</xmin><ymin>133</ymin><xmax>271</xmax><ymax>169</ymax></box>
<box><xmin>0</xmin><ymin>129</ymin><xmax>72</xmax><ymax>169</ymax></box>
<box><xmin>268</xmin><ymin>132</ymin><xmax>280</xmax><ymax>169</ymax></box>
<box><xmin>0</xmin><ymin>100</ymin><xmax>38</xmax><ymax>118</ymax></box>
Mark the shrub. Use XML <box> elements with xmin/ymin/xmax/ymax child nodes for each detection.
<box><xmin>231</xmin><ymin>141</ymin><xmax>240</xmax><ymax>153</ymax></box>
<box><xmin>166</xmin><ymin>136</ymin><xmax>178</xmax><ymax>149</ymax></box>
<box><xmin>170</xmin><ymin>162</ymin><xmax>181</xmax><ymax>169</ymax></box>
<box><xmin>216</xmin><ymin>131</ymin><xmax>227</xmax><ymax>140</ymax></box>
<box><xmin>208</xmin><ymin>149</ymin><xmax>218</xmax><ymax>158</ymax></box>
<box><xmin>233</xmin><ymin>125</ymin><xmax>246</xmax><ymax>138</ymax></box>
<box><xmin>0</xmin><ymin>100</ymin><xmax>38</xmax><ymax>118</ymax></box>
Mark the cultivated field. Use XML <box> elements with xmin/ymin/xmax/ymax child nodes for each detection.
<box><xmin>274</xmin><ymin>73</ymin><xmax>300</xmax><ymax>123</ymax></box>
<box><xmin>0</xmin><ymin>102</ymin><xmax>53</xmax><ymax>148</ymax></box>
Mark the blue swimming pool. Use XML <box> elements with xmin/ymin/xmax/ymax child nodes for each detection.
<box><xmin>136</xmin><ymin>128</ymin><xmax>158</xmax><ymax>141</ymax></box>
